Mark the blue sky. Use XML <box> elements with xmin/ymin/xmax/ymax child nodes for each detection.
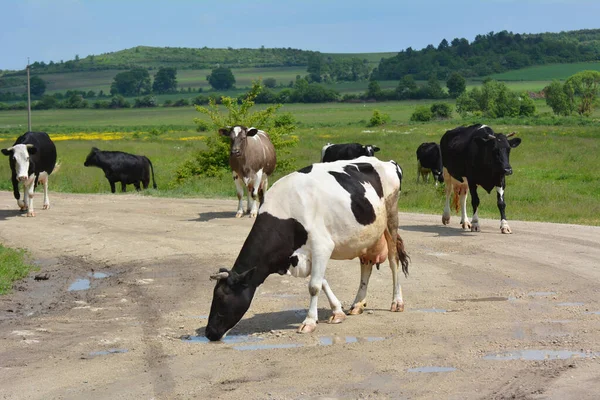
<box><xmin>1</xmin><ymin>0</ymin><xmax>599</xmax><ymax>70</ymax></box>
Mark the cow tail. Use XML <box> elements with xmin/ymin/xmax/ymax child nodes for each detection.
<box><xmin>52</xmin><ymin>161</ymin><xmax>62</xmax><ymax>175</ymax></box>
<box><xmin>148</xmin><ymin>158</ymin><xmax>157</xmax><ymax>189</ymax></box>
<box><xmin>396</xmin><ymin>235</ymin><xmax>410</xmax><ymax>278</ymax></box>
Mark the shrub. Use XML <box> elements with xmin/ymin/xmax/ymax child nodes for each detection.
<box><xmin>173</xmin><ymin>98</ymin><xmax>190</xmax><ymax>107</ymax></box>
<box><xmin>367</xmin><ymin>109</ymin><xmax>391</xmax><ymax>127</ymax></box>
<box><xmin>134</xmin><ymin>95</ymin><xmax>158</xmax><ymax>108</ymax></box>
<box><xmin>430</xmin><ymin>102</ymin><xmax>453</xmax><ymax>119</ymax></box>
<box><xmin>410</xmin><ymin>106</ymin><xmax>433</xmax><ymax>122</ymax></box>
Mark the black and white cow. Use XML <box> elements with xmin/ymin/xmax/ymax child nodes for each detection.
<box><xmin>416</xmin><ymin>142</ymin><xmax>444</xmax><ymax>185</ymax></box>
<box><xmin>84</xmin><ymin>147</ymin><xmax>157</xmax><ymax>193</ymax></box>
<box><xmin>205</xmin><ymin>157</ymin><xmax>410</xmax><ymax>341</ymax></box>
<box><xmin>440</xmin><ymin>124</ymin><xmax>521</xmax><ymax>234</ymax></box>
<box><xmin>2</xmin><ymin>131</ymin><xmax>57</xmax><ymax>217</ymax></box>
<box><xmin>321</xmin><ymin>143</ymin><xmax>380</xmax><ymax>163</ymax></box>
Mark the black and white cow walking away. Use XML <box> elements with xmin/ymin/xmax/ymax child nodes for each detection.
<box><xmin>416</xmin><ymin>142</ymin><xmax>444</xmax><ymax>185</ymax></box>
<box><xmin>320</xmin><ymin>143</ymin><xmax>380</xmax><ymax>163</ymax></box>
<box><xmin>83</xmin><ymin>147</ymin><xmax>157</xmax><ymax>193</ymax></box>
<box><xmin>205</xmin><ymin>157</ymin><xmax>410</xmax><ymax>341</ymax></box>
<box><xmin>219</xmin><ymin>126</ymin><xmax>276</xmax><ymax>218</ymax></box>
<box><xmin>440</xmin><ymin>124</ymin><xmax>521</xmax><ymax>233</ymax></box>
<box><xmin>2</xmin><ymin>131</ymin><xmax>57</xmax><ymax>217</ymax></box>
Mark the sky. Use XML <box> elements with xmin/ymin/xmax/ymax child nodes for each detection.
<box><xmin>1</xmin><ymin>0</ymin><xmax>599</xmax><ymax>71</ymax></box>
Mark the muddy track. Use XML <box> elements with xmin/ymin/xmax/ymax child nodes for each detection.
<box><xmin>0</xmin><ymin>191</ymin><xmax>599</xmax><ymax>400</ymax></box>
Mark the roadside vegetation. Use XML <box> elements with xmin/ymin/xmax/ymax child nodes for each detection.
<box><xmin>0</xmin><ymin>244</ymin><xmax>35</xmax><ymax>294</ymax></box>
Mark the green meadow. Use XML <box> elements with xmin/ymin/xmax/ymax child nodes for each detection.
<box><xmin>1</xmin><ymin>100</ymin><xmax>599</xmax><ymax>226</ymax></box>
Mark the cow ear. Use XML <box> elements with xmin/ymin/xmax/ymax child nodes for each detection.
<box><xmin>229</xmin><ymin>267</ymin><xmax>256</xmax><ymax>286</ymax></box>
<box><xmin>218</xmin><ymin>128</ymin><xmax>230</xmax><ymax>137</ymax></box>
<box><xmin>247</xmin><ymin>128</ymin><xmax>259</xmax><ymax>136</ymax></box>
<box><xmin>508</xmin><ymin>138</ymin><xmax>521</xmax><ymax>148</ymax></box>
<box><xmin>373</xmin><ymin>146</ymin><xmax>381</xmax><ymax>153</ymax></box>
<box><xmin>26</xmin><ymin>145</ymin><xmax>38</xmax><ymax>155</ymax></box>
<box><xmin>1</xmin><ymin>148</ymin><xmax>12</xmax><ymax>156</ymax></box>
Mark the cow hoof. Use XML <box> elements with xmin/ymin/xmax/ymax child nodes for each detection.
<box><xmin>390</xmin><ymin>301</ymin><xmax>404</xmax><ymax>312</ymax></box>
<box><xmin>249</xmin><ymin>212</ymin><xmax>257</xmax><ymax>219</ymax></box>
<box><xmin>348</xmin><ymin>306</ymin><xmax>364</xmax><ymax>315</ymax></box>
<box><xmin>471</xmin><ymin>223</ymin><xmax>480</xmax><ymax>232</ymax></box>
<box><xmin>235</xmin><ymin>211</ymin><xmax>245</xmax><ymax>218</ymax></box>
<box><xmin>297</xmin><ymin>322</ymin><xmax>317</xmax><ymax>334</ymax></box>
<box><xmin>461</xmin><ymin>222</ymin><xmax>471</xmax><ymax>230</ymax></box>
<box><xmin>501</xmin><ymin>226</ymin><xmax>512</xmax><ymax>234</ymax></box>
<box><xmin>442</xmin><ymin>215</ymin><xmax>450</xmax><ymax>225</ymax></box>
<box><xmin>328</xmin><ymin>312</ymin><xmax>346</xmax><ymax>324</ymax></box>
<box><xmin>43</xmin><ymin>204</ymin><xmax>49</xmax><ymax>210</ymax></box>
<box><xmin>26</xmin><ymin>211</ymin><xmax>35</xmax><ymax>217</ymax></box>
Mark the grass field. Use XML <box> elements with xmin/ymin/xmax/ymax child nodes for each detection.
<box><xmin>1</xmin><ymin>101</ymin><xmax>599</xmax><ymax>226</ymax></box>
<box><xmin>489</xmin><ymin>61</ymin><xmax>600</xmax><ymax>81</ymax></box>
<box><xmin>0</xmin><ymin>244</ymin><xmax>35</xmax><ymax>294</ymax></box>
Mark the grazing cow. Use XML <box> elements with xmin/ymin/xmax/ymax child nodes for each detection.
<box><xmin>205</xmin><ymin>157</ymin><xmax>410</xmax><ymax>341</ymax></box>
<box><xmin>84</xmin><ymin>147</ymin><xmax>157</xmax><ymax>193</ymax></box>
<box><xmin>321</xmin><ymin>143</ymin><xmax>380</xmax><ymax>163</ymax></box>
<box><xmin>416</xmin><ymin>142</ymin><xmax>444</xmax><ymax>185</ymax></box>
<box><xmin>219</xmin><ymin>126</ymin><xmax>276</xmax><ymax>218</ymax></box>
<box><xmin>440</xmin><ymin>124</ymin><xmax>521</xmax><ymax>234</ymax></box>
<box><xmin>2</xmin><ymin>131</ymin><xmax>57</xmax><ymax>217</ymax></box>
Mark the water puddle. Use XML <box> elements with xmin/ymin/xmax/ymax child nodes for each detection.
<box><xmin>68</xmin><ymin>271</ymin><xmax>111</xmax><ymax>292</ymax></box>
<box><xmin>235</xmin><ymin>343</ymin><xmax>304</xmax><ymax>351</ymax></box>
<box><xmin>484</xmin><ymin>349</ymin><xmax>599</xmax><ymax>361</ymax></box>
<box><xmin>585</xmin><ymin>311</ymin><xmax>600</xmax><ymax>315</ymax></box>
<box><xmin>319</xmin><ymin>336</ymin><xmax>385</xmax><ymax>346</ymax></box>
<box><xmin>556</xmin><ymin>302</ymin><xmax>585</xmax><ymax>307</ymax></box>
<box><xmin>527</xmin><ymin>291</ymin><xmax>557</xmax><ymax>297</ymax></box>
<box><xmin>412</xmin><ymin>308</ymin><xmax>447</xmax><ymax>313</ymax></box>
<box><xmin>187</xmin><ymin>315</ymin><xmax>208</xmax><ymax>319</ymax></box>
<box><xmin>181</xmin><ymin>334</ymin><xmax>262</xmax><ymax>344</ymax></box>
<box><xmin>452</xmin><ymin>297</ymin><xmax>508</xmax><ymax>302</ymax></box>
<box><xmin>89</xmin><ymin>348</ymin><xmax>128</xmax><ymax>357</ymax></box>
<box><xmin>408</xmin><ymin>366</ymin><xmax>456</xmax><ymax>373</ymax></box>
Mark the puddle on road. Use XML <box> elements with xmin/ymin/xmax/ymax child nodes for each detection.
<box><xmin>556</xmin><ymin>302</ymin><xmax>585</xmax><ymax>307</ymax></box>
<box><xmin>408</xmin><ymin>366</ymin><xmax>457</xmax><ymax>373</ymax></box>
<box><xmin>484</xmin><ymin>349</ymin><xmax>599</xmax><ymax>361</ymax></box>
<box><xmin>527</xmin><ymin>291</ymin><xmax>557</xmax><ymax>297</ymax></box>
<box><xmin>235</xmin><ymin>343</ymin><xmax>304</xmax><ymax>351</ymax></box>
<box><xmin>412</xmin><ymin>308</ymin><xmax>447</xmax><ymax>313</ymax></box>
<box><xmin>319</xmin><ymin>336</ymin><xmax>385</xmax><ymax>346</ymax></box>
<box><xmin>183</xmin><ymin>334</ymin><xmax>387</xmax><ymax>350</ymax></box>
<box><xmin>89</xmin><ymin>348</ymin><xmax>128</xmax><ymax>357</ymax></box>
<box><xmin>585</xmin><ymin>311</ymin><xmax>600</xmax><ymax>315</ymax></box>
<box><xmin>181</xmin><ymin>334</ymin><xmax>263</xmax><ymax>344</ymax></box>
<box><xmin>452</xmin><ymin>297</ymin><xmax>509</xmax><ymax>302</ymax></box>
<box><xmin>68</xmin><ymin>271</ymin><xmax>111</xmax><ymax>292</ymax></box>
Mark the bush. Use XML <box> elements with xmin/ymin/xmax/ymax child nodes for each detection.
<box><xmin>410</xmin><ymin>106</ymin><xmax>433</xmax><ymax>122</ymax></box>
<box><xmin>173</xmin><ymin>98</ymin><xmax>190</xmax><ymax>107</ymax></box>
<box><xmin>93</xmin><ymin>100</ymin><xmax>111</xmax><ymax>109</ymax></box>
<box><xmin>367</xmin><ymin>109</ymin><xmax>391</xmax><ymax>127</ymax></box>
<box><xmin>430</xmin><ymin>102</ymin><xmax>453</xmax><ymax>119</ymax></box>
<box><xmin>109</xmin><ymin>95</ymin><xmax>131</xmax><ymax>109</ymax></box>
<box><xmin>134</xmin><ymin>95</ymin><xmax>158</xmax><ymax>108</ymax></box>
<box><xmin>163</xmin><ymin>99</ymin><xmax>173</xmax><ymax>107</ymax></box>
<box><xmin>263</xmin><ymin>78</ymin><xmax>277</xmax><ymax>88</ymax></box>
<box><xmin>192</xmin><ymin>95</ymin><xmax>209</xmax><ymax>105</ymax></box>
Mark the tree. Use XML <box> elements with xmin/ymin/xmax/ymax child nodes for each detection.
<box><xmin>206</xmin><ymin>66</ymin><xmax>236</xmax><ymax>90</ymax></box>
<box><xmin>425</xmin><ymin>75</ymin><xmax>446</xmax><ymax>99</ymax></box>
<box><xmin>564</xmin><ymin>70</ymin><xmax>600</xmax><ymax>116</ymax></box>
<box><xmin>395</xmin><ymin>75</ymin><xmax>418</xmax><ymax>99</ymax></box>
<box><xmin>29</xmin><ymin>76</ymin><xmax>46</xmax><ymax>97</ymax></box>
<box><xmin>110</xmin><ymin>68</ymin><xmax>151</xmax><ymax>96</ymax></box>
<box><xmin>544</xmin><ymin>80</ymin><xmax>573</xmax><ymax>116</ymax></box>
<box><xmin>263</xmin><ymin>77</ymin><xmax>277</xmax><ymax>88</ymax></box>
<box><xmin>153</xmin><ymin>67</ymin><xmax>178</xmax><ymax>93</ymax></box>
<box><xmin>367</xmin><ymin>80</ymin><xmax>382</xmax><ymax>99</ymax></box>
<box><xmin>446</xmin><ymin>72</ymin><xmax>466</xmax><ymax>98</ymax></box>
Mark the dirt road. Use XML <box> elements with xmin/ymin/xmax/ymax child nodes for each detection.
<box><xmin>0</xmin><ymin>191</ymin><xmax>599</xmax><ymax>400</ymax></box>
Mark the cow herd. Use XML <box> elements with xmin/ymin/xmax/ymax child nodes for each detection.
<box><xmin>2</xmin><ymin>123</ymin><xmax>521</xmax><ymax>341</ymax></box>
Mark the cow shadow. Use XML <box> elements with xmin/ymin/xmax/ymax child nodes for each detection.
<box><xmin>0</xmin><ymin>209</ymin><xmax>23</xmax><ymax>221</ymax></box>
<box><xmin>401</xmin><ymin>224</ymin><xmax>475</xmax><ymax>237</ymax></box>
<box><xmin>194</xmin><ymin>308</ymin><xmax>333</xmax><ymax>337</ymax></box>
<box><xmin>191</xmin><ymin>211</ymin><xmax>237</xmax><ymax>222</ymax></box>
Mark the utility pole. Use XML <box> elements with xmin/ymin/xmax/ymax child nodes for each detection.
<box><xmin>26</xmin><ymin>58</ymin><xmax>32</xmax><ymax>131</ymax></box>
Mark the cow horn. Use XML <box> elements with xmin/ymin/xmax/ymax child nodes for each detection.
<box><xmin>210</xmin><ymin>271</ymin><xmax>230</xmax><ymax>281</ymax></box>
<box><xmin>26</xmin><ymin>144</ymin><xmax>35</xmax><ymax>148</ymax></box>
<box><xmin>507</xmin><ymin>132</ymin><xmax>517</xmax><ymax>138</ymax></box>
<box><xmin>487</xmin><ymin>134</ymin><xmax>495</xmax><ymax>140</ymax></box>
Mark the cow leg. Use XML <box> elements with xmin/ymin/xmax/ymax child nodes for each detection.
<box><xmin>258</xmin><ymin>175</ymin><xmax>269</xmax><ymax>206</ymax></box>
<box><xmin>298</xmin><ymin>239</ymin><xmax>334</xmax><ymax>334</ymax></box>
<box><xmin>38</xmin><ymin>172</ymin><xmax>50</xmax><ymax>210</ymax></box>
<box><xmin>497</xmin><ymin>184</ymin><xmax>511</xmax><ymax>234</ymax></box>
<box><xmin>442</xmin><ymin>169</ymin><xmax>452</xmax><ymax>225</ymax></box>
<box><xmin>121</xmin><ymin>182</ymin><xmax>127</xmax><ymax>192</ymax></box>
<box><xmin>12</xmin><ymin>176</ymin><xmax>25</xmax><ymax>210</ymax></box>
<box><xmin>134</xmin><ymin>182</ymin><xmax>141</xmax><ymax>191</ymax></box>
<box><xmin>469</xmin><ymin>183</ymin><xmax>480</xmax><ymax>232</ymax></box>
<box><xmin>248</xmin><ymin>170</ymin><xmax>263</xmax><ymax>218</ymax></box>
<box><xmin>349</xmin><ymin>261</ymin><xmax>374</xmax><ymax>315</ymax></box>
<box><xmin>109</xmin><ymin>181</ymin><xmax>116</xmax><ymax>194</ymax></box>
<box><xmin>385</xmin><ymin>191</ymin><xmax>406</xmax><ymax>312</ymax></box>
<box><xmin>322</xmin><ymin>279</ymin><xmax>345</xmax><ymax>324</ymax></box>
<box><xmin>416</xmin><ymin>163</ymin><xmax>421</xmax><ymax>183</ymax></box>
<box><xmin>459</xmin><ymin>182</ymin><xmax>471</xmax><ymax>230</ymax></box>
<box><xmin>25</xmin><ymin>175</ymin><xmax>36</xmax><ymax>217</ymax></box>
<box><xmin>233</xmin><ymin>173</ymin><xmax>245</xmax><ymax>218</ymax></box>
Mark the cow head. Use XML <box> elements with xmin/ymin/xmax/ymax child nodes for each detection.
<box><xmin>205</xmin><ymin>267</ymin><xmax>257</xmax><ymax>341</ymax></box>
<box><xmin>475</xmin><ymin>132</ymin><xmax>521</xmax><ymax>176</ymax></box>
<box><xmin>219</xmin><ymin>126</ymin><xmax>259</xmax><ymax>158</ymax></box>
<box><xmin>364</xmin><ymin>145</ymin><xmax>381</xmax><ymax>157</ymax></box>
<box><xmin>2</xmin><ymin>144</ymin><xmax>37</xmax><ymax>181</ymax></box>
<box><xmin>83</xmin><ymin>147</ymin><xmax>100</xmax><ymax>167</ymax></box>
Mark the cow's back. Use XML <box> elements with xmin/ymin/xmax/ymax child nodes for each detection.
<box><xmin>231</xmin><ymin>131</ymin><xmax>276</xmax><ymax>177</ymax></box>
<box><xmin>441</xmin><ymin>125</ymin><xmax>488</xmax><ymax>179</ymax></box>
<box><xmin>14</xmin><ymin>131</ymin><xmax>57</xmax><ymax>174</ymax></box>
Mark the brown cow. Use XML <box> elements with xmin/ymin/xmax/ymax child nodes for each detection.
<box><xmin>219</xmin><ymin>126</ymin><xmax>277</xmax><ymax>218</ymax></box>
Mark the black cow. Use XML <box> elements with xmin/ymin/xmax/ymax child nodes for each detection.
<box><xmin>84</xmin><ymin>147</ymin><xmax>157</xmax><ymax>193</ymax></box>
<box><xmin>205</xmin><ymin>157</ymin><xmax>410</xmax><ymax>341</ymax></box>
<box><xmin>2</xmin><ymin>131</ymin><xmax>57</xmax><ymax>217</ymax></box>
<box><xmin>416</xmin><ymin>142</ymin><xmax>444</xmax><ymax>185</ymax></box>
<box><xmin>440</xmin><ymin>124</ymin><xmax>521</xmax><ymax>234</ymax></box>
<box><xmin>321</xmin><ymin>143</ymin><xmax>380</xmax><ymax>163</ymax></box>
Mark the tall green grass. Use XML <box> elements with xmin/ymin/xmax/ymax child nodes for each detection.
<box><xmin>0</xmin><ymin>245</ymin><xmax>35</xmax><ymax>295</ymax></box>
